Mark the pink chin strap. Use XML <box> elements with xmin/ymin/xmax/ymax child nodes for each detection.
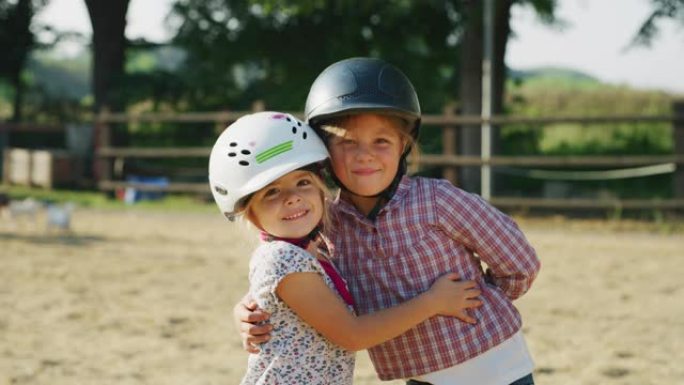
<box><xmin>258</xmin><ymin>225</ymin><xmax>321</xmax><ymax>249</ymax></box>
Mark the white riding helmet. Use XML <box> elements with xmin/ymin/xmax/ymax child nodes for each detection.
<box><xmin>208</xmin><ymin>111</ymin><xmax>329</xmax><ymax>220</ymax></box>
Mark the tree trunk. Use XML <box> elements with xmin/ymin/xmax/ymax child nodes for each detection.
<box><xmin>492</xmin><ymin>0</ymin><xmax>513</xmax><ymax>195</ymax></box>
<box><xmin>85</xmin><ymin>0</ymin><xmax>129</xmax><ymax>115</ymax></box>
<box><xmin>458</xmin><ymin>0</ymin><xmax>513</xmax><ymax>194</ymax></box>
<box><xmin>6</xmin><ymin>0</ymin><xmax>33</xmax><ymax>122</ymax></box>
<box><xmin>11</xmin><ymin>72</ymin><xmax>23</xmax><ymax>122</ymax></box>
<box><xmin>458</xmin><ymin>1</ymin><xmax>484</xmax><ymax>193</ymax></box>
<box><xmin>493</xmin><ymin>0</ymin><xmax>512</xmax><ymax>119</ymax></box>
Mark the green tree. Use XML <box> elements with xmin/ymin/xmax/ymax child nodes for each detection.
<box><xmin>169</xmin><ymin>0</ymin><xmax>465</xmax><ymax>113</ymax></box>
<box><xmin>0</xmin><ymin>0</ymin><xmax>46</xmax><ymax>121</ymax></box>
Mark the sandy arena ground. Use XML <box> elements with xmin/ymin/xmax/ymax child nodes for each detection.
<box><xmin>0</xmin><ymin>208</ymin><xmax>682</xmax><ymax>385</ymax></box>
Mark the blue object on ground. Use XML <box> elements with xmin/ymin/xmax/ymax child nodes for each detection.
<box><xmin>124</xmin><ymin>176</ymin><xmax>169</xmax><ymax>204</ymax></box>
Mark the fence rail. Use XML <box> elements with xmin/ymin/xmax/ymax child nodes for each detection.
<box><xmin>88</xmin><ymin>104</ymin><xmax>684</xmax><ymax>211</ymax></box>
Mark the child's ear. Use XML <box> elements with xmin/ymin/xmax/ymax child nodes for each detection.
<box><xmin>245</xmin><ymin>208</ymin><xmax>262</xmax><ymax>230</ymax></box>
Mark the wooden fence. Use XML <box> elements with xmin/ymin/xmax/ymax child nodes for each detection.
<box><xmin>4</xmin><ymin>107</ymin><xmax>682</xmax><ymax>210</ymax></box>
<box><xmin>90</xmin><ymin>102</ymin><xmax>684</xmax><ymax>211</ymax></box>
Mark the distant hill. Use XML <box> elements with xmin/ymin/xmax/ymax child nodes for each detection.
<box><xmin>509</xmin><ymin>67</ymin><xmax>599</xmax><ymax>82</ymax></box>
<box><xmin>508</xmin><ymin>67</ymin><xmax>602</xmax><ymax>90</ymax></box>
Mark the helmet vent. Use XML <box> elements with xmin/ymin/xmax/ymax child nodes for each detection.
<box><xmin>214</xmin><ymin>186</ymin><xmax>228</xmax><ymax>195</ymax></box>
<box><xmin>303</xmin><ymin>132</ymin><xmax>308</xmax><ymax>139</ymax></box>
<box><xmin>228</xmin><ymin>152</ymin><xmax>236</xmax><ymax>157</ymax></box>
<box><xmin>292</xmin><ymin>126</ymin><xmax>297</xmax><ymax>134</ymax></box>
<box><xmin>241</xmin><ymin>150</ymin><xmax>251</xmax><ymax>155</ymax></box>
<box><xmin>229</xmin><ymin>142</ymin><xmax>237</xmax><ymax>147</ymax></box>
<box><xmin>337</xmin><ymin>88</ymin><xmax>383</xmax><ymax>101</ymax></box>
<box><xmin>239</xmin><ymin>160</ymin><xmax>249</xmax><ymax>166</ymax></box>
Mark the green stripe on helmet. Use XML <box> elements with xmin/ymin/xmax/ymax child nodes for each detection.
<box><xmin>256</xmin><ymin>140</ymin><xmax>293</xmax><ymax>163</ymax></box>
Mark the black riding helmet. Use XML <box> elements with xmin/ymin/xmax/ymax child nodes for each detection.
<box><xmin>304</xmin><ymin>57</ymin><xmax>421</xmax><ymax>218</ymax></box>
<box><xmin>305</xmin><ymin>57</ymin><xmax>421</xmax><ymax>139</ymax></box>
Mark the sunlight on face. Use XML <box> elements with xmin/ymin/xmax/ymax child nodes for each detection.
<box><xmin>247</xmin><ymin>170</ymin><xmax>324</xmax><ymax>238</ymax></box>
<box><xmin>325</xmin><ymin>114</ymin><xmax>406</xmax><ymax>198</ymax></box>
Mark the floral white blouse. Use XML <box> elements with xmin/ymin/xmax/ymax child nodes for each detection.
<box><xmin>240</xmin><ymin>240</ymin><xmax>356</xmax><ymax>385</ymax></box>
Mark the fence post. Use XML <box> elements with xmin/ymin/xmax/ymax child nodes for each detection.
<box><xmin>442</xmin><ymin>104</ymin><xmax>458</xmax><ymax>184</ymax></box>
<box><xmin>94</xmin><ymin>107</ymin><xmax>112</xmax><ymax>188</ymax></box>
<box><xmin>252</xmin><ymin>100</ymin><xmax>265</xmax><ymax>112</ymax></box>
<box><xmin>674</xmin><ymin>100</ymin><xmax>684</xmax><ymax>198</ymax></box>
<box><xmin>215</xmin><ymin>110</ymin><xmax>230</xmax><ymax>135</ymax></box>
<box><xmin>0</xmin><ymin>123</ymin><xmax>7</xmax><ymax>183</ymax></box>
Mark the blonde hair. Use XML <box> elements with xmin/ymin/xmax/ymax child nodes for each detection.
<box><xmin>320</xmin><ymin>112</ymin><xmax>421</xmax><ymax>174</ymax></box>
<box><xmin>238</xmin><ymin>169</ymin><xmax>334</xmax><ymax>234</ymax></box>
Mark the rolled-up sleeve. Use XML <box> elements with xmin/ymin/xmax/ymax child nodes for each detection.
<box><xmin>434</xmin><ymin>180</ymin><xmax>541</xmax><ymax>299</ymax></box>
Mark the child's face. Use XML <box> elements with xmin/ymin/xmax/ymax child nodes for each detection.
<box><xmin>248</xmin><ymin>170</ymin><xmax>324</xmax><ymax>238</ymax></box>
<box><xmin>327</xmin><ymin>113</ymin><xmax>406</xmax><ymax>197</ymax></box>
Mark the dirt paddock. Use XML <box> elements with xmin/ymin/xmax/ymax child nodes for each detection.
<box><xmin>1</xmin><ymin>208</ymin><xmax>682</xmax><ymax>385</ymax></box>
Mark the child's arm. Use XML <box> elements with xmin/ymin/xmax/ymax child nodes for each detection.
<box><xmin>435</xmin><ymin>181</ymin><xmax>541</xmax><ymax>299</ymax></box>
<box><xmin>276</xmin><ymin>271</ymin><xmax>481</xmax><ymax>352</ymax></box>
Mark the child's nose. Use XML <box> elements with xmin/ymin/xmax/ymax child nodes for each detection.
<box><xmin>354</xmin><ymin>143</ymin><xmax>374</xmax><ymax>160</ymax></box>
<box><xmin>284</xmin><ymin>190</ymin><xmax>302</xmax><ymax>205</ymax></box>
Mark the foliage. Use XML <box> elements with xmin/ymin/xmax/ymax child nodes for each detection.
<box><xmin>496</xmin><ymin>69</ymin><xmax>678</xmax><ymax>200</ymax></box>
<box><xmin>0</xmin><ymin>0</ymin><xmax>37</xmax><ymax>79</ymax></box>
<box><xmin>0</xmin><ymin>0</ymin><xmax>47</xmax><ymax>120</ymax></box>
<box><xmin>167</xmin><ymin>0</ymin><xmax>469</xmax><ymax>113</ymax></box>
<box><xmin>505</xmin><ymin>71</ymin><xmax>675</xmax><ymax>156</ymax></box>
<box><xmin>631</xmin><ymin>0</ymin><xmax>684</xmax><ymax>47</ymax></box>
<box><xmin>163</xmin><ymin>0</ymin><xmax>556</xmax><ymax>115</ymax></box>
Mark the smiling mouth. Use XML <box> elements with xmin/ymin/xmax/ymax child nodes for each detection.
<box><xmin>353</xmin><ymin>169</ymin><xmax>377</xmax><ymax>176</ymax></box>
<box><xmin>282</xmin><ymin>210</ymin><xmax>309</xmax><ymax>221</ymax></box>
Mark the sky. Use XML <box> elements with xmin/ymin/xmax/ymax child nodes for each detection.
<box><xmin>35</xmin><ymin>0</ymin><xmax>684</xmax><ymax>94</ymax></box>
<box><xmin>506</xmin><ymin>0</ymin><xmax>684</xmax><ymax>94</ymax></box>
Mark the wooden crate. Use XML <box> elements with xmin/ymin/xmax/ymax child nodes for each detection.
<box><xmin>31</xmin><ymin>150</ymin><xmax>79</xmax><ymax>189</ymax></box>
<box><xmin>3</xmin><ymin>148</ymin><xmax>32</xmax><ymax>186</ymax></box>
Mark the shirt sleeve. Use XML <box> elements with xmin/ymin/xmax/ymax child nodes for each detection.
<box><xmin>249</xmin><ymin>242</ymin><xmax>325</xmax><ymax>313</ymax></box>
<box><xmin>433</xmin><ymin>180</ymin><xmax>541</xmax><ymax>300</ymax></box>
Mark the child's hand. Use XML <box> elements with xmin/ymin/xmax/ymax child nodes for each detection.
<box><xmin>234</xmin><ymin>294</ymin><xmax>272</xmax><ymax>353</ymax></box>
<box><xmin>425</xmin><ymin>273</ymin><xmax>482</xmax><ymax>324</ymax></box>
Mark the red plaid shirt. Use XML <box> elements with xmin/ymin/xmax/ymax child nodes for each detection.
<box><xmin>330</xmin><ymin>176</ymin><xmax>540</xmax><ymax>380</ymax></box>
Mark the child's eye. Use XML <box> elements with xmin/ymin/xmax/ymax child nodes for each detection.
<box><xmin>298</xmin><ymin>179</ymin><xmax>312</xmax><ymax>187</ymax></box>
<box><xmin>263</xmin><ymin>187</ymin><xmax>280</xmax><ymax>197</ymax></box>
<box><xmin>336</xmin><ymin>138</ymin><xmax>356</xmax><ymax>146</ymax></box>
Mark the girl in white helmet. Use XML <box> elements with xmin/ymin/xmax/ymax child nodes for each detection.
<box><xmin>209</xmin><ymin>111</ymin><xmax>482</xmax><ymax>385</ymax></box>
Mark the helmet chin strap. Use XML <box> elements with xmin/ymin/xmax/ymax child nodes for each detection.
<box><xmin>336</xmin><ymin>154</ymin><xmax>408</xmax><ymax>220</ymax></box>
